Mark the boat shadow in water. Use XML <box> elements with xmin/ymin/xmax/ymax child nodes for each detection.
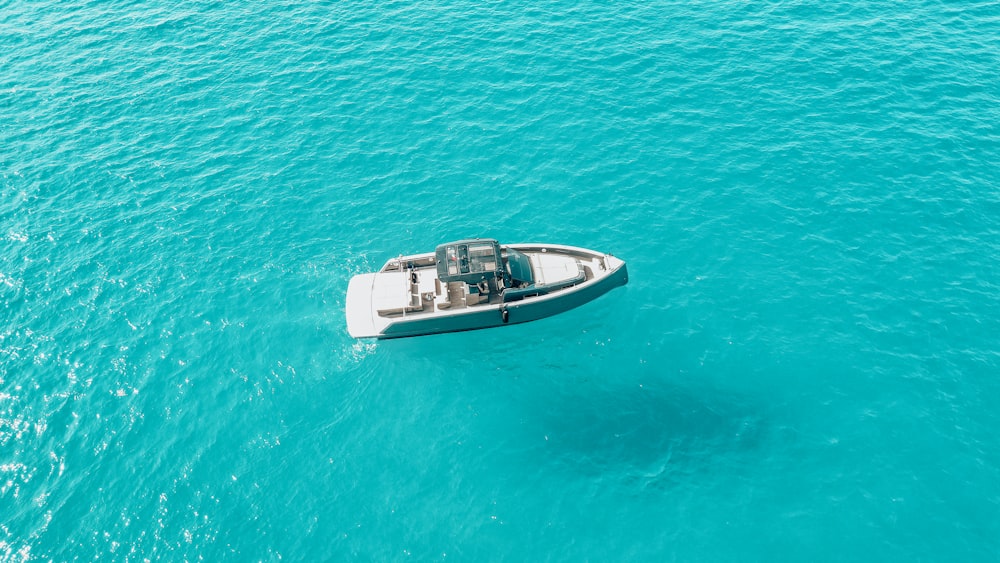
<box><xmin>531</xmin><ymin>380</ymin><xmax>768</xmax><ymax>487</ymax></box>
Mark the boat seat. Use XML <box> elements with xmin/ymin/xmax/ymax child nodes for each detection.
<box><xmin>445</xmin><ymin>281</ymin><xmax>465</xmax><ymax>308</ymax></box>
<box><xmin>409</xmin><ymin>281</ymin><xmax>421</xmax><ymax>308</ymax></box>
<box><xmin>437</xmin><ymin>284</ymin><xmax>452</xmax><ymax>309</ymax></box>
<box><xmin>378</xmin><ymin>304</ymin><xmax>425</xmax><ymax>317</ymax></box>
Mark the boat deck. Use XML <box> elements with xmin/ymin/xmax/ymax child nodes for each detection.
<box><xmin>373</xmin><ymin>251</ymin><xmax>605</xmax><ymax>319</ymax></box>
<box><xmin>346</xmin><ymin>241</ymin><xmax>628</xmax><ymax>339</ymax></box>
<box><xmin>373</xmin><ymin>265</ymin><xmax>502</xmax><ymax>318</ymax></box>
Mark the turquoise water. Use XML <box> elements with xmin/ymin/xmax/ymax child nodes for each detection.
<box><xmin>3</xmin><ymin>0</ymin><xmax>1000</xmax><ymax>559</ymax></box>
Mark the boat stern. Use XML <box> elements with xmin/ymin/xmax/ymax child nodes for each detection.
<box><xmin>345</xmin><ymin>273</ymin><xmax>380</xmax><ymax>338</ymax></box>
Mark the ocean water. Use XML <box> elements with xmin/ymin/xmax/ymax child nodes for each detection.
<box><xmin>3</xmin><ymin>0</ymin><xmax>1000</xmax><ymax>559</ymax></box>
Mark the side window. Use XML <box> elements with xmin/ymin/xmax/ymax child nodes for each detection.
<box><xmin>446</xmin><ymin>246</ymin><xmax>458</xmax><ymax>275</ymax></box>
<box><xmin>459</xmin><ymin>246</ymin><xmax>470</xmax><ymax>273</ymax></box>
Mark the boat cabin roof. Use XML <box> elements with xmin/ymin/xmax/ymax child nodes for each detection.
<box><xmin>436</xmin><ymin>239</ymin><xmax>502</xmax><ymax>284</ymax></box>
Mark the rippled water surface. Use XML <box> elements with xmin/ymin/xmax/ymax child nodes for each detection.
<box><xmin>3</xmin><ymin>0</ymin><xmax>1000</xmax><ymax>559</ymax></box>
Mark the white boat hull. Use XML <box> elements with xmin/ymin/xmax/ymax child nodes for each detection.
<box><xmin>346</xmin><ymin>243</ymin><xmax>627</xmax><ymax>339</ymax></box>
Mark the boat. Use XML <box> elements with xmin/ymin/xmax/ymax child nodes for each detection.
<box><xmin>345</xmin><ymin>238</ymin><xmax>628</xmax><ymax>339</ymax></box>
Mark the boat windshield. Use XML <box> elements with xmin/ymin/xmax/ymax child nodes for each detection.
<box><xmin>436</xmin><ymin>239</ymin><xmax>502</xmax><ymax>283</ymax></box>
<box><xmin>505</xmin><ymin>248</ymin><xmax>534</xmax><ymax>285</ymax></box>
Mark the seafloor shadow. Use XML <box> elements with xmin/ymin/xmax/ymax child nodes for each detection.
<box><xmin>530</xmin><ymin>380</ymin><xmax>767</xmax><ymax>486</ymax></box>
